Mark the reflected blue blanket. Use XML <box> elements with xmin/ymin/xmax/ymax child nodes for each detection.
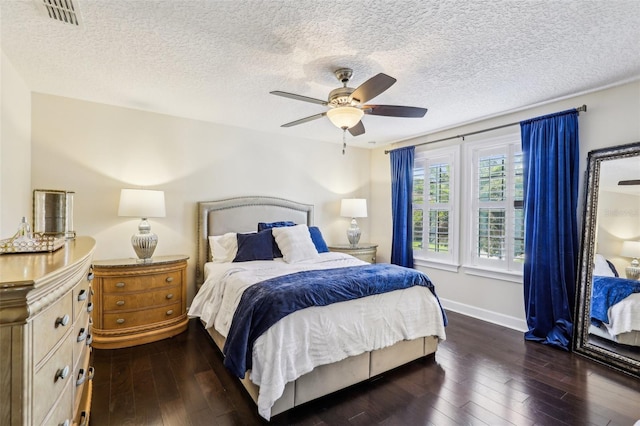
<box><xmin>223</xmin><ymin>263</ymin><xmax>447</xmax><ymax>378</ymax></box>
<box><xmin>591</xmin><ymin>276</ymin><xmax>640</xmax><ymax>324</ymax></box>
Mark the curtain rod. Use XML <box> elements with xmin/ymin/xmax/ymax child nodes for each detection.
<box><xmin>384</xmin><ymin>104</ymin><xmax>587</xmax><ymax>154</ymax></box>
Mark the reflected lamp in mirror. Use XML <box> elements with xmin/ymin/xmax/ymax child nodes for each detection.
<box><xmin>118</xmin><ymin>189</ymin><xmax>166</xmax><ymax>262</ymax></box>
<box><xmin>620</xmin><ymin>240</ymin><xmax>640</xmax><ymax>280</ymax></box>
<box><xmin>340</xmin><ymin>198</ymin><xmax>367</xmax><ymax>247</ymax></box>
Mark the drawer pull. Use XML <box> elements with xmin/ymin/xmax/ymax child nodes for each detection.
<box><xmin>115</xmin><ymin>282</ymin><xmax>126</xmax><ymax>288</ymax></box>
<box><xmin>116</xmin><ymin>318</ymin><xmax>125</xmax><ymax>324</ymax></box>
<box><xmin>77</xmin><ymin>289</ymin><xmax>88</xmax><ymax>301</ymax></box>
<box><xmin>166</xmin><ymin>293</ymin><xmax>174</xmax><ymax>299</ymax></box>
<box><xmin>86</xmin><ymin>334</ymin><xmax>93</xmax><ymax>346</ymax></box>
<box><xmin>59</xmin><ymin>420</ymin><xmax>70</xmax><ymax>426</ymax></box>
<box><xmin>87</xmin><ymin>270</ymin><xmax>94</xmax><ymax>281</ymax></box>
<box><xmin>87</xmin><ymin>302</ymin><xmax>94</xmax><ymax>313</ymax></box>
<box><xmin>116</xmin><ymin>300</ymin><xmax>125</xmax><ymax>306</ymax></box>
<box><xmin>79</xmin><ymin>412</ymin><xmax>88</xmax><ymax>426</ymax></box>
<box><xmin>165</xmin><ymin>276</ymin><xmax>174</xmax><ymax>283</ymax></box>
<box><xmin>55</xmin><ymin>365</ymin><xmax>70</xmax><ymax>381</ymax></box>
<box><xmin>77</xmin><ymin>328</ymin><xmax>87</xmax><ymax>342</ymax></box>
<box><xmin>55</xmin><ymin>314</ymin><xmax>70</xmax><ymax>328</ymax></box>
<box><xmin>166</xmin><ymin>310</ymin><xmax>174</xmax><ymax>316</ymax></box>
<box><xmin>76</xmin><ymin>368</ymin><xmax>86</xmax><ymax>386</ymax></box>
<box><xmin>88</xmin><ymin>366</ymin><xmax>95</xmax><ymax>380</ymax></box>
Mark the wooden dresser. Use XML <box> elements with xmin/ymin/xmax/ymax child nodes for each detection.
<box><xmin>91</xmin><ymin>255</ymin><xmax>188</xmax><ymax>349</ymax></box>
<box><xmin>328</xmin><ymin>243</ymin><xmax>378</xmax><ymax>264</ymax></box>
<box><xmin>0</xmin><ymin>237</ymin><xmax>96</xmax><ymax>426</ymax></box>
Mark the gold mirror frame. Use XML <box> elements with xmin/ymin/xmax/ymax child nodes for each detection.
<box><xmin>572</xmin><ymin>141</ymin><xmax>640</xmax><ymax>378</ymax></box>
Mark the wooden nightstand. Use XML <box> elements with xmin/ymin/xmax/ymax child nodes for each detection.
<box><xmin>328</xmin><ymin>243</ymin><xmax>378</xmax><ymax>264</ymax></box>
<box><xmin>91</xmin><ymin>255</ymin><xmax>188</xmax><ymax>349</ymax></box>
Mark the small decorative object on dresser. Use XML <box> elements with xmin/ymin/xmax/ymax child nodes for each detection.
<box><xmin>328</xmin><ymin>243</ymin><xmax>378</xmax><ymax>264</ymax></box>
<box><xmin>91</xmin><ymin>255</ymin><xmax>188</xmax><ymax>349</ymax></box>
<box><xmin>0</xmin><ymin>237</ymin><xmax>96</xmax><ymax>426</ymax></box>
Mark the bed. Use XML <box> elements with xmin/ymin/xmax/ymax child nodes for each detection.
<box><xmin>188</xmin><ymin>196</ymin><xmax>447</xmax><ymax>420</ymax></box>
<box><xmin>589</xmin><ymin>254</ymin><xmax>640</xmax><ymax>346</ymax></box>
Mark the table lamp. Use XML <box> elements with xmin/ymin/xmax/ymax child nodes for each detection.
<box><xmin>620</xmin><ymin>240</ymin><xmax>640</xmax><ymax>280</ymax></box>
<box><xmin>340</xmin><ymin>198</ymin><xmax>367</xmax><ymax>247</ymax></box>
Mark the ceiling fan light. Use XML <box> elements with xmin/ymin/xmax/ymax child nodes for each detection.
<box><xmin>327</xmin><ymin>106</ymin><xmax>364</xmax><ymax>129</ymax></box>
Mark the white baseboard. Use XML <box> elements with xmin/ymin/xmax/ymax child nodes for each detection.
<box><xmin>440</xmin><ymin>298</ymin><xmax>528</xmax><ymax>332</ymax></box>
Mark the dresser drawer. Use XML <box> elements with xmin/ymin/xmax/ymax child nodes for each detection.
<box><xmin>102</xmin><ymin>270</ymin><xmax>182</xmax><ymax>293</ymax></box>
<box><xmin>73</xmin><ymin>313</ymin><xmax>92</xmax><ymax>371</ymax></box>
<box><xmin>33</xmin><ymin>291</ymin><xmax>73</xmax><ymax>366</ymax></box>
<box><xmin>103</xmin><ymin>301</ymin><xmax>182</xmax><ymax>328</ymax></box>
<box><xmin>102</xmin><ymin>285</ymin><xmax>181</xmax><ymax>311</ymax></box>
<box><xmin>34</xmin><ymin>333</ymin><xmax>74</xmax><ymax>425</ymax></box>
<box><xmin>73</xmin><ymin>273</ymin><xmax>92</xmax><ymax>322</ymax></box>
<box><xmin>42</xmin><ymin>379</ymin><xmax>73</xmax><ymax>426</ymax></box>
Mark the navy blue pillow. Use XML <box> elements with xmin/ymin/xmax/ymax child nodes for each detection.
<box><xmin>309</xmin><ymin>226</ymin><xmax>329</xmax><ymax>253</ymax></box>
<box><xmin>258</xmin><ymin>221</ymin><xmax>296</xmax><ymax>258</ymax></box>
<box><xmin>233</xmin><ymin>230</ymin><xmax>274</xmax><ymax>262</ymax></box>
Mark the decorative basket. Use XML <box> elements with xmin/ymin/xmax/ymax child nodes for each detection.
<box><xmin>0</xmin><ymin>233</ymin><xmax>66</xmax><ymax>254</ymax></box>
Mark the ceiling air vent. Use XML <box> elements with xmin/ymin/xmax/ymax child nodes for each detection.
<box><xmin>33</xmin><ymin>0</ymin><xmax>82</xmax><ymax>26</ymax></box>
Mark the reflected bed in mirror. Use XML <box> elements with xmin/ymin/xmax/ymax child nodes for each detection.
<box><xmin>573</xmin><ymin>141</ymin><xmax>640</xmax><ymax>378</ymax></box>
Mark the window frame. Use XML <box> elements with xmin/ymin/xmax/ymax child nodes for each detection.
<box><xmin>465</xmin><ymin>134</ymin><xmax>524</xmax><ymax>280</ymax></box>
<box><xmin>413</xmin><ymin>145</ymin><xmax>460</xmax><ymax>271</ymax></box>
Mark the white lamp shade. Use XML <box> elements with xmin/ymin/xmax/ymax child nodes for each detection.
<box><xmin>340</xmin><ymin>198</ymin><xmax>367</xmax><ymax>218</ymax></box>
<box><xmin>621</xmin><ymin>240</ymin><xmax>640</xmax><ymax>258</ymax></box>
<box><xmin>327</xmin><ymin>107</ymin><xmax>364</xmax><ymax>129</ymax></box>
<box><xmin>118</xmin><ymin>189</ymin><xmax>166</xmax><ymax>218</ymax></box>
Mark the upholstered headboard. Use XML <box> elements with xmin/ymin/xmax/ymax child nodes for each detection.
<box><xmin>196</xmin><ymin>196</ymin><xmax>314</xmax><ymax>288</ymax></box>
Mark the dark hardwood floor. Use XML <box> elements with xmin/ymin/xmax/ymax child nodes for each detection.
<box><xmin>90</xmin><ymin>312</ymin><xmax>640</xmax><ymax>425</ymax></box>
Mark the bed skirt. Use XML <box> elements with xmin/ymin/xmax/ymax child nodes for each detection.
<box><xmin>203</xmin><ymin>321</ymin><xmax>438</xmax><ymax>417</ymax></box>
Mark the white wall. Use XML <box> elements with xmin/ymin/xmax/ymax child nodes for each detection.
<box><xmin>0</xmin><ymin>50</ymin><xmax>32</xmax><ymax>236</ymax></box>
<box><xmin>30</xmin><ymin>94</ymin><xmax>372</xmax><ymax>302</ymax></box>
<box><xmin>596</xmin><ymin>190</ymin><xmax>640</xmax><ymax>274</ymax></box>
<box><xmin>371</xmin><ymin>81</ymin><xmax>640</xmax><ymax>330</ymax></box>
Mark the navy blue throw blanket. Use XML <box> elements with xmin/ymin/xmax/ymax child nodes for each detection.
<box><xmin>223</xmin><ymin>263</ymin><xmax>447</xmax><ymax>378</ymax></box>
<box><xmin>591</xmin><ymin>276</ymin><xmax>640</xmax><ymax>325</ymax></box>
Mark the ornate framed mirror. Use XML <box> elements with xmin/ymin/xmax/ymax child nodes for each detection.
<box><xmin>573</xmin><ymin>141</ymin><xmax>640</xmax><ymax>378</ymax></box>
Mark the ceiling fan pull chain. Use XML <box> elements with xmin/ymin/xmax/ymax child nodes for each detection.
<box><xmin>342</xmin><ymin>129</ymin><xmax>347</xmax><ymax>155</ymax></box>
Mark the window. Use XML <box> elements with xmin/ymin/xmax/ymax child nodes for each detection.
<box><xmin>468</xmin><ymin>136</ymin><xmax>523</xmax><ymax>274</ymax></box>
<box><xmin>413</xmin><ymin>146</ymin><xmax>460</xmax><ymax>268</ymax></box>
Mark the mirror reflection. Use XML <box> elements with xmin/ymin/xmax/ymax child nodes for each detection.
<box><xmin>588</xmin><ymin>156</ymin><xmax>640</xmax><ymax>362</ymax></box>
<box><xmin>574</xmin><ymin>141</ymin><xmax>640</xmax><ymax>378</ymax></box>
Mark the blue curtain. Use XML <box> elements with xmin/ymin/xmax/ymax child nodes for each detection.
<box><xmin>521</xmin><ymin>109</ymin><xmax>579</xmax><ymax>350</ymax></box>
<box><xmin>390</xmin><ymin>146</ymin><xmax>415</xmax><ymax>267</ymax></box>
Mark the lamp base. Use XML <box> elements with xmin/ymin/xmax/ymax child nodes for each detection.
<box><xmin>131</xmin><ymin>218</ymin><xmax>158</xmax><ymax>261</ymax></box>
<box><xmin>347</xmin><ymin>218</ymin><xmax>361</xmax><ymax>248</ymax></box>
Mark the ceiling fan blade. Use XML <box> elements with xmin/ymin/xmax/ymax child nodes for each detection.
<box><xmin>281</xmin><ymin>112</ymin><xmax>327</xmax><ymax>127</ymax></box>
<box><xmin>270</xmin><ymin>91</ymin><xmax>328</xmax><ymax>106</ymax></box>
<box><xmin>349</xmin><ymin>73</ymin><xmax>396</xmax><ymax>104</ymax></box>
<box><xmin>348</xmin><ymin>120</ymin><xmax>365</xmax><ymax>136</ymax></box>
<box><xmin>618</xmin><ymin>179</ymin><xmax>640</xmax><ymax>186</ymax></box>
<box><xmin>363</xmin><ymin>104</ymin><xmax>428</xmax><ymax>118</ymax></box>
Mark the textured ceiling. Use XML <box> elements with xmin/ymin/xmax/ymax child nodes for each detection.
<box><xmin>2</xmin><ymin>0</ymin><xmax>640</xmax><ymax>148</ymax></box>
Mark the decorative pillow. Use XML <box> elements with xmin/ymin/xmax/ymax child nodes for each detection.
<box><xmin>258</xmin><ymin>221</ymin><xmax>296</xmax><ymax>258</ymax></box>
<box><xmin>593</xmin><ymin>254</ymin><xmax>616</xmax><ymax>277</ymax></box>
<box><xmin>272</xmin><ymin>224</ymin><xmax>320</xmax><ymax>263</ymax></box>
<box><xmin>308</xmin><ymin>226</ymin><xmax>329</xmax><ymax>253</ymax></box>
<box><xmin>208</xmin><ymin>233</ymin><xmax>237</xmax><ymax>263</ymax></box>
<box><xmin>233</xmin><ymin>230</ymin><xmax>274</xmax><ymax>262</ymax></box>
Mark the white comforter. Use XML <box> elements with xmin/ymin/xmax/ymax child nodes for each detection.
<box><xmin>188</xmin><ymin>252</ymin><xmax>447</xmax><ymax>419</ymax></box>
<box><xmin>605</xmin><ymin>293</ymin><xmax>640</xmax><ymax>337</ymax></box>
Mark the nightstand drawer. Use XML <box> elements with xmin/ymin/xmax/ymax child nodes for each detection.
<box><xmin>102</xmin><ymin>270</ymin><xmax>182</xmax><ymax>293</ymax></box>
<box><xmin>103</xmin><ymin>285</ymin><xmax>181</xmax><ymax>311</ymax></box>
<box><xmin>103</xmin><ymin>301</ymin><xmax>182</xmax><ymax>328</ymax></box>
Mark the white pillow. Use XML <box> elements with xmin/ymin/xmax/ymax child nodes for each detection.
<box><xmin>593</xmin><ymin>253</ymin><xmax>615</xmax><ymax>277</ymax></box>
<box><xmin>272</xmin><ymin>224</ymin><xmax>319</xmax><ymax>263</ymax></box>
<box><xmin>208</xmin><ymin>233</ymin><xmax>237</xmax><ymax>263</ymax></box>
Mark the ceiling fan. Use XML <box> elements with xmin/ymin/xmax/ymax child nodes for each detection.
<box><xmin>270</xmin><ymin>68</ymin><xmax>428</xmax><ymax>137</ymax></box>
